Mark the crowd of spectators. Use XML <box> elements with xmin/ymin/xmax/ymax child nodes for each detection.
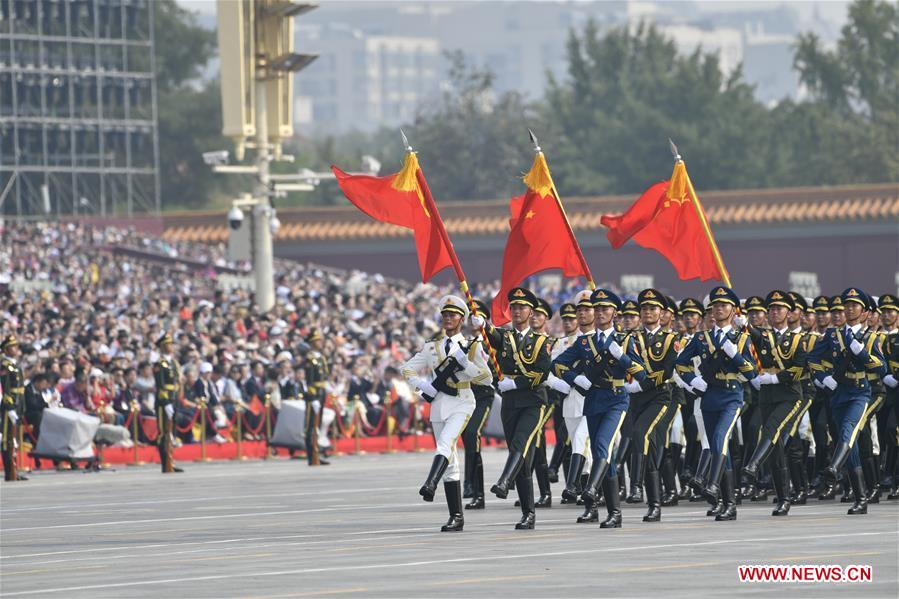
<box><xmin>1</xmin><ymin>222</ymin><xmax>588</xmax><ymax>455</ymax></box>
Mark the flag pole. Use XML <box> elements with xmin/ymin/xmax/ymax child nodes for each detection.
<box><xmin>669</xmin><ymin>139</ymin><xmax>731</xmax><ymax>288</ymax></box>
<box><xmin>528</xmin><ymin>129</ymin><xmax>596</xmax><ymax>290</ymax></box>
<box><xmin>403</xmin><ymin>132</ymin><xmax>505</xmax><ymax>379</ymax></box>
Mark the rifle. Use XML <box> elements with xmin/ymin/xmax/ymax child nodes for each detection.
<box><xmin>420</xmin><ymin>340</ymin><xmax>477</xmax><ymax>403</ymax></box>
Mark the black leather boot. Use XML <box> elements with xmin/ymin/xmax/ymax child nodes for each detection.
<box><xmin>465</xmin><ymin>453</ymin><xmax>485</xmax><ymax>510</ymax></box>
<box><xmin>715</xmin><ymin>469</ymin><xmax>737</xmax><ymax>521</ymax></box>
<box><xmin>441</xmin><ymin>481</ymin><xmax>464</xmax><ymax>531</ymax></box>
<box><xmin>706</xmin><ymin>498</ymin><xmax>723</xmax><ymax>517</ymax></box>
<box><xmin>491</xmin><ymin>451</ymin><xmax>524</xmax><ymax>499</ymax></box>
<box><xmin>616</xmin><ymin>438</ymin><xmax>631</xmax><ymax>500</ymax></box>
<box><xmin>840</xmin><ymin>477</ymin><xmax>853</xmax><ymax>503</ymax></box>
<box><xmin>420</xmin><ymin>455</ymin><xmax>450</xmax><ymax>502</ymax></box>
<box><xmin>535</xmin><ymin>458</ymin><xmax>552</xmax><ymax>508</ymax></box>
<box><xmin>824</xmin><ymin>442</ymin><xmax>851</xmax><ymax>482</ymax></box>
<box><xmin>581</xmin><ymin>459</ymin><xmax>609</xmax><ymax>505</ymax></box>
<box><xmin>742</xmin><ymin>436</ymin><xmax>774</xmax><ymax>484</ymax></box>
<box><xmin>515</xmin><ymin>511</ymin><xmax>536</xmax><ymax>529</ymax></box>
<box><xmin>626</xmin><ymin>451</ymin><xmax>644</xmax><ymax>503</ymax></box>
<box><xmin>463</xmin><ymin>451</ymin><xmax>475</xmax><ymax>499</ymax></box>
<box><xmin>847</xmin><ymin>466</ymin><xmax>868</xmax><ymax>515</ymax></box>
<box><xmin>789</xmin><ymin>457</ymin><xmax>808</xmax><ymax>505</ymax></box>
<box><xmin>688</xmin><ymin>448</ymin><xmax>711</xmax><ymax>494</ymax></box>
<box><xmin>562</xmin><ymin>453</ymin><xmax>586</xmax><ymax>503</ymax></box>
<box><xmin>548</xmin><ymin>439</ymin><xmax>566</xmax><ymax>484</ymax></box>
<box><xmin>600</xmin><ymin>474</ymin><xmax>622</xmax><ymax>528</ymax></box>
<box><xmin>701</xmin><ymin>452</ymin><xmax>727</xmax><ymax>505</ymax></box>
<box><xmin>660</xmin><ymin>450</ymin><xmax>679</xmax><ymax>506</ymax></box>
<box><xmin>863</xmin><ymin>456</ymin><xmax>880</xmax><ymax>504</ymax></box>
<box><xmin>576</xmin><ymin>497</ymin><xmax>598</xmax><ymax>523</ymax></box>
<box><xmin>643</xmin><ymin>468</ymin><xmax>662</xmax><ymax>522</ymax></box>
<box><xmin>515</xmin><ymin>467</ymin><xmax>536</xmax><ymax>527</ymax></box>
<box><xmin>771</xmin><ymin>467</ymin><xmax>791</xmax><ymax>516</ymax></box>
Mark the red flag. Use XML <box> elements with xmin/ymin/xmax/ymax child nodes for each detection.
<box><xmin>600</xmin><ymin>162</ymin><xmax>728</xmax><ymax>283</ymax></box>
<box><xmin>492</xmin><ymin>153</ymin><xmax>591</xmax><ymax>325</ymax></box>
<box><xmin>332</xmin><ymin>153</ymin><xmax>452</xmax><ymax>282</ymax></box>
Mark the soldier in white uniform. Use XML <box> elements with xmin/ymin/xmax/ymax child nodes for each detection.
<box><xmin>403</xmin><ymin>295</ymin><xmax>492</xmax><ymax>532</ymax></box>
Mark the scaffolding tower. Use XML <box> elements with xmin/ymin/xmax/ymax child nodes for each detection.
<box><xmin>0</xmin><ymin>0</ymin><xmax>160</xmax><ymax>217</ymax></box>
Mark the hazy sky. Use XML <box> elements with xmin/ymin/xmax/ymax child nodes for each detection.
<box><xmin>178</xmin><ymin>0</ymin><xmax>852</xmax><ymax>29</ymax></box>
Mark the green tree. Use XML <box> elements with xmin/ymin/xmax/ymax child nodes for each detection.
<box><xmin>543</xmin><ymin>21</ymin><xmax>771</xmax><ymax>197</ymax></box>
<box><xmin>152</xmin><ymin>0</ymin><xmax>230</xmax><ymax>210</ymax></box>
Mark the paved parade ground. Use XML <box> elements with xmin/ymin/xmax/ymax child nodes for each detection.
<box><xmin>2</xmin><ymin>450</ymin><xmax>897</xmax><ymax>598</ymax></box>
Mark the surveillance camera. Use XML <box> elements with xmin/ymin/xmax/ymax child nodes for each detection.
<box><xmin>203</xmin><ymin>150</ymin><xmax>230</xmax><ymax>166</ymax></box>
<box><xmin>227</xmin><ymin>206</ymin><xmax>244</xmax><ymax>230</ymax></box>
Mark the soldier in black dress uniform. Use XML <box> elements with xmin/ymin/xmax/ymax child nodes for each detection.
<box><xmin>304</xmin><ymin>329</ymin><xmax>330</xmax><ymax>466</ymax></box>
<box><xmin>474</xmin><ymin>287</ymin><xmax>552</xmax><ymax>530</ymax></box>
<box><xmin>1</xmin><ymin>335</ymin><xmax>26</xmax><ymax>481</ymax></box>
<box><xmin>153</xmin><ymin>334</ymin><xmax>183</xmax><ymax>473</ymax></box>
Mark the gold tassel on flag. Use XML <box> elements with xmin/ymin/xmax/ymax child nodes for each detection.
<box><xmin>391</xmin><ymin>152</ymin><xmax>428</xmax><ymax>216</ymax></box>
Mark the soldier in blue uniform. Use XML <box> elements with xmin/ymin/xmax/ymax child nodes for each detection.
<box><xmin>808</xmin><ymin>288</ymin><xmax>887</xmax><ymax>515</ymax></box>
<box><xmin>552</xmin><ymin>288</ymin><xmax>647</xmax><ymax>528</ymax></box>
<box><xmin>675</xmin><ymin>286</ymin><xmax>757</xmax><ymax>521</ymax></box>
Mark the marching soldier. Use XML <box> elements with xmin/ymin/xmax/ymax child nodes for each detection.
<box><xmin>461</xmin><ymin>299</ymin><xmax>496</xmax><ymax>510</ymax></box>
<box><xmin>304</xmin><ymin>329</ymin><xmax>330</xmax><ymax>466</ymax></box>
<box><xmin>475</xmin><ymin>287</ymin><xmax>552</xmax><ymax>530</ymax></box>
<box><xmin>1</xmin><ymin>335</ymin><xmax>26</xmax><ymax>482</ymax></box>
<box><xmin>403</xmin><ymin>295</ymin><xmax>491</xmax><ymax>532</ymax></box>
<box><xmin>785</xmin><ymin>292</ymin><xmax>816</xmax><ymax>505</ymax></box>
<box><xmin>557</xmin><ymin>290</ymin><xmax>597</xmax><ymax>517</ymax></box>
<box><xmin>617</xmin><ymin>299</ymin><xmax>640</xmax><ymax>503</ymax></box>
<box><xmin>809</xmin><ymin>295</ymin><xmax>833</xmax><ymax>492</ymax></box>
<box><xmin>741</xmin><ymin>291</ymin><xmax>808</xmax><ymax>516</ymax></box>
<box><xmin>877</xmin><ymin>294</ymin><xmax>899</xmax><ymax>500</ymax></box>
<box><xmin>626</xmin><ymin>289</ymin><xmax>679</xmax><ymax>521</ymax></box>
<box><xmin>546</xmin><ymin>302</ymin><xmax>579</xmax><ymax>486</ymax></box>
<box><xmin>809</xmin><ymin>288</ymin><xmax>886</xmax><ymax>515</ymax></box>
<box><xmin>657</xmin><ymin>295</ymin><xmax>685</xmax><ymax>507</ymax></box>
<box><xmin>676</xmin><ymin>297</ymin><xmax>704</xmax><ymax>500</ymax></box>
<box><xmin>675</xmin><ymin>286</ymin><xmax>757</xmax><ymax>521</ymax></box>
<box><xmin>552</xmin><ymin>288</ymin><xmax>647</xmax><ymax>528</ymax></box>
<box><xmin>154</xmin><ymin>334</ymin><xmax>183</xmax><ymax>473</ymax></box>
<box><xmin>524</xmin><ymin>297</ymin><xmax>556</xmax><ymax>508</ymax></box>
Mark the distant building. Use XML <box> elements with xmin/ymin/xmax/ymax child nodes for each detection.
<box><xmin>0</xmin><ymin>0</ymin><xmax>160</xmax><ymax>217</ymax></box>
<box><xmin>295</xmin><ymin>24</ymin><xmax>441</xmax><ymax>134</ymax></box>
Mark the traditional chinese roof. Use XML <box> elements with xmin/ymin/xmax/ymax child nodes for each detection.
<box><xmin>161</xmin><ymin>183</ymin><xmax>899</xmax><ymax>244</ymax></box>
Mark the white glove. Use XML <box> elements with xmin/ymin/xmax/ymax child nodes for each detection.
<box><xmin>671</xmin><ymin>372</ymin><xmax>687</xmax><ymax>390</ymax></box>
<box><xmin>822</xmin><ymin>375</ymin><xmax>837</xmax><ymax>391</ymax></box>
<box><xmin>573</xmin><ymin>375</ymin><xmax>592</xmax><ymax>392</ymax></box>
<box><xmin>883</xmin><ymin>374</ymin><xmax>898</xmax><ymax>389</ymax></box>
<box><xmin>451</xmin><ymin>348</ymin><xmax>469</xmax><ymax>367</ymax></box>
<box><xmin>164</xmin><ymin>404</ymin><xmax>174</xmax><ymax>419</ymax></box>
<box><xmin>691</xmin><ymin>376</ymin><xmax>708</xmax><ymax>393</ymax></box>
<box><xmin>721</xmin><ymin>339</ymin><xmax>738</xmax><ymax>359</ymax></box>
<box><xmin>408</xmin><ymin>376</ymin><xmax>424</xmax><ymax>390</ymax></box>
<box><xmin>624</xmin><ymin>380</ymin><xmax>642</xmax><ymax>394</ymax></box>
<box><xmin>470</xmin><ymin>315</ymin><xmax>485</xmax><ymax>329</ymax></box>
<box><xmin>759</xmin><ymin>373</ymin><xmax>778</xmax><ymax>385</ymax></box>
<box><xmin>7</xmin><ymin>410</ymin><xmax>18</xmax><ymax>425</ymax></box>
<box><xmin>418</xmin><ymin>380</ymin><xmax>438</xmax><ymax>398</ymax></box>
<box><xmin>814</xmin><ymin>379</ymin><xmax>824</xmax><ymax>389</ymax></box>
<box><xmin>498</xmin><ymin>378</ymin><xmax>517</xmax><ymax>393</ymax></box>
<box><xmin>849</xmin><ymin>339</ymin><xmax>864</xmax><ymax>355</ymax></box>
<box><xmin>608</xmin><ymin>340</ymin><xmax>623</xmax><ymax>359</ymax></box>
<box><xmin>750</xmin><ymin>377</ymin><xmax>762</xmax><ymax>391</ymax></box>
<box><xmin>311</xmin><ymin>400</ymin><xmax>322</xmax><ymax>412</ymax></box>
<box><xmin>545</xmin><ymin>373</ymin><xmax>571</xmax><ymax>395</ymax></box>
<box><xmin>733</xmin><ymin>314</ymin><xmax>747</xmax><ymax>328</ymax></box>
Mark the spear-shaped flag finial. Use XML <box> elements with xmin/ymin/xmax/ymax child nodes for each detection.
<box><xmin>668</xmin><ymin>138</ymin><xmax>682</xmax><ymax>163</ymax></box>
<box><xmin>401</xmin><ymin>129</ymin><xmax>413</xmax><ymax>153</ymax></box>
<box><xmin>528</xmin><ymin>128</ymin><xmax>542</xmax><ymax>153</ymax></box>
